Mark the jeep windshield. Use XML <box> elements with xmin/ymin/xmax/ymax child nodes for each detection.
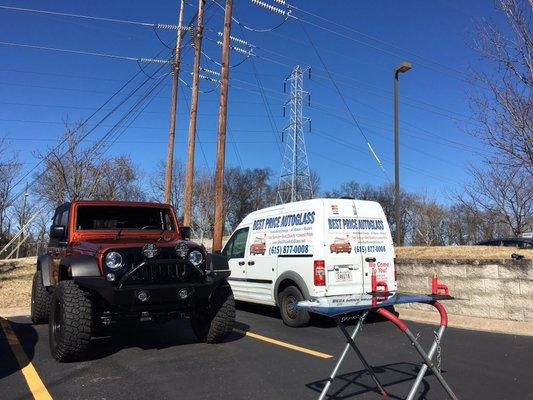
<box><xmin>75</xmin><ymin>205</ymin><xmax>175</xmax><ymax>231</ymax></box>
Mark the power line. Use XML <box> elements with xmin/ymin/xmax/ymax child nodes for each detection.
<box><xmin>211</xmin><ymin>0</ymin><xmax>290</xmax><ymax>33</ymax></box>
<box><xmin>288</xmin><ymin>3</ymin><xmax>473</xmax><ymax>82</ymax></box>
<box><xmin>7</xmin><ymin>38</ymin><xmax>177</xmax><ymax>201</ymax></box>
<box><xmin>235</xmin><ymin>17</ymin><xmax>283</xmax><ymax>157</ymax></box>
<box><xmin>253</xmin><ymin>47</ymin><xmax>479</xmax><ymax>127</ymax></box>
<box><xmin>286</xmin><ymin>8</ymin><xmax>482</xmax><ymax>88</ymax></box>
<box><xmin>298</xmin><ymin>20</ymin><xmax>390</xmax><ymax>183</ymax></box>
<box><xmin>0</xmin><ymin>40</ymin><xmax>170</xmax><ymax>63</ymax></box>
<box><xmin>0</xmin><ymin>5</ymin><xmax>175</xmax><ymax>28</ymax></box>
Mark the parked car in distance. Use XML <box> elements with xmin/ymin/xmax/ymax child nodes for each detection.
<box><xmin>330</xmin><ymin>238</ymin><xmax>352</xmax><ymax>254</ymax></box>
<box><xmin>476</xmin><ymin>237</ymin><xmax>533</xmax><ymax>249</ymax></box>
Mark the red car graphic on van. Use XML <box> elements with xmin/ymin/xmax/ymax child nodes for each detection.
<box><xmin>250</xmin><ymin>238</ymin><xmax>266</xmax><ymax>255</ymax></box>
<box><xmin>330</xmin><ymin>238</ymin><xmax>352</xmax><ymax>254</ymax></box>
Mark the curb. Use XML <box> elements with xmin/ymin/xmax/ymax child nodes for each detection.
<box><xmin>396</xmin><ymin>306</ymin><xmax>533</xmax><ymax>337</ymax></box>
<box><xmin>0</xmin><ymin>307</ymin><xmax>30</xmax><ymax>318</ymax></box>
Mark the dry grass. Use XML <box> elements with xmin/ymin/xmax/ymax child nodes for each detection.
<box><xmin>0</xmin><ymin>257</ymin><xmax>35</xmax><ymax>311</ymax></box>
<box><xmin>396</xmin><ymin>246</ymin><xmax>533</xmax><ymax>260</ymax></box>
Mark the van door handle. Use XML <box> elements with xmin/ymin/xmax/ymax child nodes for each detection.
<box><xmin>248</xmin><ymin>261</ymin><xmax>255</xmax><ymax>266</ymax></box>
<box><xmin>238</xmin><ymin>261</ymin><xmax>245</xmax><ymax>266</ymax></box>
<box><xmin>365</xmin><ymin>257</ymin><xmax>376</xmax><ymax>263</ymax></box>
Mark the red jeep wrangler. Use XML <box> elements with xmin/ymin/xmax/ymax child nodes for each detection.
<box><xmin>30</xmin><ymin>200</ymin><xmax>235</xmax><ymax>362</ymax></box>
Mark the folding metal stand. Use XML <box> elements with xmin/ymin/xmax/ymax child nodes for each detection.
<box><xmin>317</xmin><ymin>300</ymin><xmax>458</xmax><ymax>400</ymax></box>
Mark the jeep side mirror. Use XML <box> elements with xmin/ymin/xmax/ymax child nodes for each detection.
<box><xmin>179</xmin><ymin>226</ymin><xmax>192</xmax><ymax>240</ymax></box>
<box><xmin>50</xmin><ymin>225</ymin><xmax>66</xmax><ymax>239</ymax></box>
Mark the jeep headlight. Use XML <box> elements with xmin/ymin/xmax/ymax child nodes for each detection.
<box><xmin>105</xmin><ymin>251</ymin><xmax>123</xmax><ymax>270</ymax></box>
<box><xmin>188</xmin><ymin>250</ymin><xmax>203</xmax><ymax>266</ymax></box>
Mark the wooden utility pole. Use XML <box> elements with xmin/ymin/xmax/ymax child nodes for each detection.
<box><xmin>183</xmin><ymin>0</ymin><xmax>206</xmax><ymax>226</ymax></box>
<box><xmin>163</xmin><ymin>0</ymin><xmax>186</xmax><ymax>204</ymax></box>
<box><xmin>212</xmin><ymin>0</ymin><xmax>233</xmax><ymax>252</ymax></box>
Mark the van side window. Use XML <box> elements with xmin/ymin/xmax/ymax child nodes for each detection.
<box><xmin>223</xmin><ymin>228</ymin><xmax>249</xmax><ymax>259</ymax></box>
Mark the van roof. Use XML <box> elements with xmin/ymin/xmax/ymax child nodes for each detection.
<box><xmin>238</xmin><ymin>198</ymin><xmax>383</xmax><ymax>226</ymax></box>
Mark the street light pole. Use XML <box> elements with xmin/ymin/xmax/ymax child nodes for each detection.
<box><xmin>393</xmin><ymin>61</ymin><xmax>411</xmax><ymax>247</ymax></box>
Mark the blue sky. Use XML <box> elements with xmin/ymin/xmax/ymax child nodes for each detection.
<box><xmin>0</xmin><ymin>0</ymin><xmax>504</xmax><ymax>204</ymax></box>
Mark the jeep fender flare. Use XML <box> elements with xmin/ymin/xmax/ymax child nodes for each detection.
<box><xmin>59</xmin><ymin>255</ymin><xmax>100</xmax><ymax>279</ymax></box>
<box><xmin>37</xmin><ymin>254</ymin><xmax>53</xmax><ymax>287</ymax></box>
<box><xmin>273</xmin><ymin>271</ymin><xmax>310</xmax><ymax>306</ymax></box>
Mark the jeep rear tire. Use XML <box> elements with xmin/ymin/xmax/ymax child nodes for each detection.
<box><xmin>30</xmin><ymin>271</ymin><xmax>51</xmax><ymax>324</ymax></box>
<box><xmin>49</xmin><ymin>281</ymin><xmax>93</xmax><ymax>362</ymax></box>
<box><xmin>190</xmin><ymin>281</ymin><xmax>235</xmax><ymax>343</ymax></box>
<box><xmin>279</xmin><ymin>285</ymin><xmax>310</xmax><ymax>328</ymax></box>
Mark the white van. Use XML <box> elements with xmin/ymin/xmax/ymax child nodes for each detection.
<box><xmin>222</xmin><ymin>198</ymin><xmax>397</xmax><ymax>327</ymax></box>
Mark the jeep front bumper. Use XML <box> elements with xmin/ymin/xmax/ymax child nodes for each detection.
<box><xmin>73</xmin><ymin>270</ymin><xmax>230</xmax><ymax>311</ymax></box>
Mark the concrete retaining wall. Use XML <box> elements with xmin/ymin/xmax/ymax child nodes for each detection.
<box><xmin>396</xmin><ymin>259</ymin><xmax>533</xmax><ymax>322</ymax></box>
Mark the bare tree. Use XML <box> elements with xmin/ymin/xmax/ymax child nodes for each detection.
<box><xmin>410</xmin><ymin>195</ymin><xmax>448</xmax><ymax>246</ymax></box>
<box><xmin>150</xmin><ymin>159</ymin><xmax>186</xmax><ymax>216</ymax></box>
<box><xmin>310</xmin><ymin>169</ymin><xmax>321</xmax><ymax>198</ymax></box>
<box><xmin>460</xmin><ymin>164</ymin><xmax>532</xmax><ymax>236</ymax></box>
<box><xmin>224</xmin><ymin>167</ymin><xmax>275</xmax><ymax>231</ymax></box>
<box><xmin>34</xmin><ymin>122</ymin><xmax>143</xmax><ymax>206</ymax></box>
<box><xmin>0</xmin><ymin>138</ymin><xmax>22</xmax><ymax>242</ymax></box>
<box><xmin>469</xmin><ymin>0</ymin><xmax>533</xmax><ymax>172</ymax></box>
<box><xmin>192</xmin><ymin>171</ymin><xmax>216</xmax><ymax>240</ymax></box>
<box><xmin>324</xmin><ymin>181</ymin><xmax>416</xmax><ymax>244</ymax></box>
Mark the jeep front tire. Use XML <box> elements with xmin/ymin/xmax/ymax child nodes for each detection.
<box><xmin>49</xmin><ymin>281</ymin><xmax>93</xmax><ymax>362</ymax></box>
<box><xmin>190</xmin><ymin>281</ymin><xmax>235</xmax><ymax>343</ymax></box>
<box><xmin>30</xmin><ymin>271</ymin><xmax>51</xmax><ymax>324</ymax></box>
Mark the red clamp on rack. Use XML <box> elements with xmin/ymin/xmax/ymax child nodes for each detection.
<box><xmin>431</xmin><ymin>273</ymin><xmax>449</xmax><ymax>296</ymax></box>
<box><xmin>371</xmin><ymin>271</ymin><xmax>390</xmax><ymax>305</ymax></box>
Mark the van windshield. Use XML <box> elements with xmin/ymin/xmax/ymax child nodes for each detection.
<box><xmin>75</xmin><ymin>206</ymin><xmax>175</xmax><ymax>231</ymax></box>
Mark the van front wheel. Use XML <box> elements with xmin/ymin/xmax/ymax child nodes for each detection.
<box><xmin>279</xmin><ymin>286</ymin><xmax>310</xmax><ymax>327</ymax></box>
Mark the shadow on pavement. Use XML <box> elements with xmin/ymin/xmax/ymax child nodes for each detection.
<box><xmin>0</xmin><ymin>318</ymin><xmax>39</xmax><ymax>380</ymax></box>
<box><xmin>82</xmin><ymin>317</ymin><xmax>248</xmax><ymax>362</ymax></box>
<box><xmin>306</xmin><ymin>362</ymin><xmax>433</xmax><ymax>400</ymax></box>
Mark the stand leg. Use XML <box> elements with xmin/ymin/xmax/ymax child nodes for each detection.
<box><xmin>375</xmin><ymin>305</ymin><xmax>458</xmax><ymax>400</ymax></box>
<box><xmin>405</xmin><ymin>325</ymin><xmax>445</xmax><ymax>400</ymax></box>
<box><xmin>334</xmin><ymin>316</ymin><xmax>388</xmax><ymax>397</ymax></box>
<box><xmin>318</xmin><ymin>311</ymin><xmax>368</xmax><ymax>400</ymax></box>
<box><xmin>404</xmin><ymin>328</ymin><xmax>458</xmax><ymax>400</ymax></box>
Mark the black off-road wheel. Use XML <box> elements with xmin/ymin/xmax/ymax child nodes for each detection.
<box><xmin>49</xmin><ymin>281</ymin><xmax>93</xmax><ymax>362</ymax></box>
<box><xmin>279</xmin><ymin>285</ymin><xmax>310</xmax><ymax>328</ymax></box>
<box><xmin>30</xmin><ymin>271</ymin><xmax>51</xmax><ymax>324</ymax></box>
<box><xmin>190</xmin><ymin>281</ymin><xmax>235</xmax><ymax>343</ymax></box>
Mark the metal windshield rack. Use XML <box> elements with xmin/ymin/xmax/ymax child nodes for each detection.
<box><xmin>297</xmin><ymin>274</ymin><xmax>458</xmax><ymax>400</ymax></box>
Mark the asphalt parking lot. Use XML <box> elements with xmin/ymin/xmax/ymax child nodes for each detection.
<box><xmin>1</xmin><ymin>303</ymin><xmax>532</xmax><ymax>400</ymax></box>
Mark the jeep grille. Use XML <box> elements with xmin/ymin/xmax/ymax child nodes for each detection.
<box><xmin>127</xmin><ymin>262</ymin><xmax>183</xmax><ymax>285</ymax></box>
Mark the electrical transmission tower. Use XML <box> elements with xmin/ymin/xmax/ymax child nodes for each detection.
<box><xmin>276</xmin><ymin>65</ymin><xmax>313</xmax><ymax>204</ymax></box>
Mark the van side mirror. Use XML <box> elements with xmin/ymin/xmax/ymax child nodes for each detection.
<box><xmin>50</xmin><ymin>225</ymin><xmax>66</xmax><ymax>239</ymax></box>
<box><xmin>179</xmin><ymin>226</ymin><xmax>192</xmax><ymax>240</ymax></box>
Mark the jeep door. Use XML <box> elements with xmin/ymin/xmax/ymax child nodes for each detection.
<box><xmin>48</xmin><ymin>205</ymin><xmax>70</xmax><ymax>285</ymax></box>
<box><xmin>223</xmin><ymin>226</ymin><xmax>251</xmax><ymax>301</ymax></box>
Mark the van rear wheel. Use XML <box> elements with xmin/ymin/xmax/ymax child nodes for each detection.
<box><xmin>279</xmin><ymin>286</ymin><xmax>310</xmax><ymax>327</ymax></box>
